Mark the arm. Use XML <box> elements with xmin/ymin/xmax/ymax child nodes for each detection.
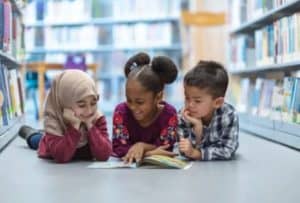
<box><xmin>145</xmin><ymin>115</ymin><xmax>178</xmax><ymax>156</ymax></box>
<box><xmin>87</xmin><ymin>116</ymin><xmax>112</xmax><ymax>161</ymax></box>
<box><xmin>39</xmin><ymin>126</ymin><xmax>81</xmax><ymax>163</ymax></box>
<box><xmin>112</xmin><ymin>111</ymin><xmax>132</xmax><ymax>157</ymax></box>
<box><xmin>199</xmin><ymin>112</ymin><xmax>239</xmax><ymax>161</ymax></box>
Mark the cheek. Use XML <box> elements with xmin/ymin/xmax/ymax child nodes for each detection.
<box><xmin>72</xmin><ymin>107</ymin><xmax>83</xmax><ymax>117</ymax></box>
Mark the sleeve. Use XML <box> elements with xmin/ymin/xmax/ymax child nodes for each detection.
<box><xmin>112</xmin><ymin>110</ymin><xmax>132</xmax><ymax>157</ymax></box>
<box><xmin>199</xmin><ymin>112</ymin><xmax>239</xmax><ymax>161</ymax></box>
<box><xmin>156</xmin><ymin>114</ymin><xmax>178</xmax><ymax>151</ymax></box>
<box><xmin>87</xmin><ymin>116</ymin><xmax>112</xmax><ymax>161</ymax></box>
<box><xmin>39</xmin><ymin>126</ymin><xmax>81</xmax><ymax>163</ymax></box>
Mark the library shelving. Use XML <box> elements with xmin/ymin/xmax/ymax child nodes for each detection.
<box><xmin>0</xmin><ymin>0</ymin><xmax>26</xmax><ymax>151</ymax></box>
<box><xmin>24</xmin><ymin>0</ymin><xmax>184</xmax><ymax>113</ymax></box>
<box><xmin>228</xmin><ymin>0</ymin><xmax>300</xmax><ymax>149</ymax></box>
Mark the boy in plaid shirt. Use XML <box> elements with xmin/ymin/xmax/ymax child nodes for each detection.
<box><xmin>178</xmin><ymin>61</ymin><xmax>239</xmax><ymax>161</ymax></box>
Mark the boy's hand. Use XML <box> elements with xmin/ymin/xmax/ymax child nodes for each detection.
<box><xmin>63</xmin><ymin>108</ymin><xmax>81</xmax><ymax>129</ymax></box>
<box><xmin>182</xmin><ymin>108</ymin><xmax>201</xmax><ymax>126</ymax></box>
<box><xmin>122</xmin><ymin>142</ymin><xmax>145</xmax><ymax>164</ymax></box>
<box><xmin>182</xmin><ymin>109</ymin><xmax>203</xmax><ymax>143</ymax></box>
<box><xmin>145</xmin><ymin>144</ymin><xmax>177</xmax><ymax>157</ymax></box>
<box><xmin>179</xmin><ymin>138</ymin><xmax>194</xmax><ymax>158</ymax></box>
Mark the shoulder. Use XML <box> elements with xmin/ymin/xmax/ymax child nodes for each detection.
<box><xmin>159</xmin><ymin>101</ymin><xmax>177</xmax><ymax>125</ymax></box>
<box><xmin>216</xmin><ymin>103</ymin><xmax>238</xmax><ymax>125</ymax></box>
<box><xmin>161</xmin><ymin>101</ymin><xmax>177</xmax><ymax>116</ymax></box>
<box><xmin>113</xmin><ymin>102</ymin><xmax>131</xmax><ymax>124</ymax></box>
<box><xmin>217</xmin><ymin>102</ymin><xmax>237</xmax><ymax>116</ymax></box>
<box><xmin>114</xmin><ymin>102</ymin><xmax>130</xmax><ymax>115</ymax></box>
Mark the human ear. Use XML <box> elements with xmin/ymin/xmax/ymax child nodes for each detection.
<box><xmin>155</xmin><ymin>91</ymin><xmax>163</xmax><ymax>104</ymax></box>
<box><xmin>214</xmin><ymin>97</ymin><xmax>224</xmax><ymax>108</ymax></box>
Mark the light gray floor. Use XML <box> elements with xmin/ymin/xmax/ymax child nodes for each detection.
<box><xmin>1</xmin><ymin>131</ymin><xmax>300</xmax><ymax>203</ymax></box>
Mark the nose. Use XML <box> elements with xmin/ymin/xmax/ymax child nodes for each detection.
<box><xmin>127</xmin><ymin>103</ymin><xmax>136</xmax><ymax>112</ymax></box>
<box><xmin>86</xmin><ymin>105</ymin><xmax>93</xmax><ymax>115</ymax></box>
<box><xmin>186</xmin><ymin>101</ymin><xmax>194</xmax><ymax>109</ymax></box>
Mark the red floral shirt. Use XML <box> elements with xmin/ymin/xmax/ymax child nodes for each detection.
<box><xmin>112</xmin><ymin>102</ymin><xmax>178</xmax><ymax>157</ymax></box>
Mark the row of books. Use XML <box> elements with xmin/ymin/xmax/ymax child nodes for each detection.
<box><xmin>0</xmin><ymin>64</ymin><xmax>24</xmax><ymax>128</ymax></box>
<box><xmin>25</xmin><ymin>23</ymin><xmax>175</xmax><ymax>51</ymax></box>
<box><xmin>0</xmin><ymin>0</ymin><xmax>25</xmax><ymax>60</ymax></box>
<box><xmin>229</xmin><ymin>0</ymin><xmax>296</xmax><ymax>29</ymax></box>
<box><xmin>231</xmin><ymin>75</ymin><xmax>300</xmax><ymax>123</ymax></box>
<box><xmin>229</xmin><ymin>12</ymin><xmax>300</xmax><ymax>70</ymax></box>
<box><xmin>25</xmin><ymin>0</ymin><xmax>181</xmax><ymax>24</ymax></box>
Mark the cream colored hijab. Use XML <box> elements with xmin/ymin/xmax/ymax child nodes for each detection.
<box><xmin>44</xmin><ymin>70</ymin><xmax>98</xmax><ymax>138</ymax></box>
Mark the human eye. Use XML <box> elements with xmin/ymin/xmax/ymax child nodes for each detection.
<box><xmin>136</xmin><ymin>100</ymin><xmax>144</xmax><ymax>105</ymax></box>
<box><xmin>78</xmin><ymin>104</ymin><xmax>86</xmax><ymax>108</ymax></box>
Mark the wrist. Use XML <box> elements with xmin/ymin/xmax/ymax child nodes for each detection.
<box><xmin>190</xmin><ymin>148</ymin><xmax>202</xmax><ymax>160</ymax></box>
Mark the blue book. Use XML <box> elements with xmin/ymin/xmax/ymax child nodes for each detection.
<box><xmin>0</xmin><ymin>0</ymin><xmax>4</xmax><ymax>50</ymax></box>
<box><xmin>36</xmin><ymin>0</ymin><xmax>44</xmax><ymax>21</ymax></box>
<box><xmin>0</xmin><ymin>65</ymin><xmax>8</xmax><ymax>125</ymax></box>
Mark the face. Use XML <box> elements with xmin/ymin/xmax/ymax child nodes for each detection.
<box><xmin>72</xmin><ymin>95</ymin><xmax>98</xmax><ymax>121</ymax></box>
<box><xmin>126</xmin><ymin>79</ymin><xmax>162</xmax><ymax>126</ymax></box>
<box><xmin>184</xmin><ymin>84</ymin><xmax>224</xmax><ymax>122</ymax></box>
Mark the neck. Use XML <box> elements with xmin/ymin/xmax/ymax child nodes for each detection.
<box><xmin>139</xmin><ymin>105</ymin><xmax>163</xmax><ymax>127</ymax></box>
<box><xmin>202</xmin><ymin>110</ymin><xmax>215</xmax><ymax>126</ymax></box>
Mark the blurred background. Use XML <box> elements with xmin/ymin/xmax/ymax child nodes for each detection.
<box><xmin>2</xmin><ymin>0</ymin><xmax>300</xmax><ymax>150</ymax></box>
<box><xmin>21</xmin><ymin>0</ymin><xmax>227</xmax><ymax>123</ymax></box>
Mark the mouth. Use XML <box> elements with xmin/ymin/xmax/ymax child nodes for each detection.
<box><xmin>133</xmin><ymin>111</ymin><xmax>143</xmax><ymax>118</ymax></box>
<box><xmin>81</xmin><ymin>113</ymin><xmax>94</xmax><ymax>119</ymax></box>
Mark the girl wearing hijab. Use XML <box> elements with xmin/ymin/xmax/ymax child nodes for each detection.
<box><xmin>18</xmin><ymin>70</ymin><xmax>112</xmax><ymax>163</ymax></box>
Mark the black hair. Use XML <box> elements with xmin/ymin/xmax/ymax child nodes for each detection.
<box><xmin>184</xmin><ymin>60</ymin><xmax>228</xmax><ymax>98</ymax></box>
<box><xmin>124</xmin><ymin>52</ymin><xmax>178</xmax><ymax>94</ymax></box>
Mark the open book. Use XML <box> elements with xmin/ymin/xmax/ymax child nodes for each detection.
<box><xmin>88</xmin><ymin>155</ymin><xmax>193</xmax><ymax>170</ymax></box>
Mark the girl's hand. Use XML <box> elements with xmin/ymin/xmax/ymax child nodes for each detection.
<box><xmin>82</xmin><ymin>111</ymin><xmax>103</xmax><ymax>129</ymax></box>
<box><xmin>122</xmin><ymin>142</ymin><xmax>145</xmax><ymax>164</ymax></box>
<box><xmin>145</xmin><ymin>144</ymin><xmax>177</xmax><ymax>157</ymax></box>
<box><xmin>63</xmin><ymin>108</ymin><xmax>81</xmax><ymax>129</ymax></box>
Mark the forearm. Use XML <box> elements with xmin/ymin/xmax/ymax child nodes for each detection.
<box><xmin>188</xmin><ymin>148</ymin><xmax>202</xmax><ymax>160</ymax></box>
<box><xmin>193</xmin><ymin>125</ymin><xmax>203</xmax><ymax>145</ymax></box>
<box><xmin>138</xmin><ymin>142</ymin><xmax>156</xmax><ymax>153</ymax></box>
<box><xmin>200</xmin><ymin>145</ymin><xmax>237</xmax><ymax>161</ymax></box>
<box><xmin>44</xmin><ymin>127</ymin><xmax>81</xmax><ymax>163</ymax></box>
<box><xmin>88</xmin><ymin>126</ymin><xmax>112</xmax><ymax>161</ymax></box>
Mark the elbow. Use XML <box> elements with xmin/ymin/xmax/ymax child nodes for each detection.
<box><xmin>95</xmin><ymin>149</ymin><xmax>112</xmax><ymax>161</ymax></box>
<box><xmin>52</xmin><ymin>151</ymin><xmax>74</xmax><ymax>163</ymax></box>
<box><xmin>53</xmin><ymin>156</ymin><xmax>73</xmax><ymax>163</ymax></box>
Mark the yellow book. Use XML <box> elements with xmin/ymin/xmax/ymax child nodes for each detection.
<box><xmin>88</xmin><ymin>155</ymin><xmax>192</xmax><ymax>170</ymax></box>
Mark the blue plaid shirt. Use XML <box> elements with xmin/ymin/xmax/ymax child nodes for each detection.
<box><xmin>177</xmin><ymin>103</ymin><xmax>239</xmax><ymax>161</ymax></box>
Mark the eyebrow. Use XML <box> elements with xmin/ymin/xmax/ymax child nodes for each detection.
<box><xmin>77</xmin><ymin>98</ymin><xmax>97</xmax><ymax>103</ymax></box>
<box><xmin>77</xmin><ymin>101</ymin><xmax>86</xmax><ymax>104</ymax></box>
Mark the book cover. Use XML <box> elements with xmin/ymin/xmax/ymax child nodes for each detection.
<box><xmin>88</xmin><ymin>155</ymin><xmax>193</xmax><ymax>170</ymax></box>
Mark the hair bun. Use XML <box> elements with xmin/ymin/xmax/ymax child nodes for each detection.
<box><xmin>124</xmin><ymin>52</ymin><xmax>150</xmax><ymax>77</ymax></box>
<box><xmin>152</xmin><ymin>56</ymin><xmax>178</xmax><ymax>84</ymax></box>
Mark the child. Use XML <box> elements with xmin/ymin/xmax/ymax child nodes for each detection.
<box><xmin>18</xmin><ymin>70</ymin><xmax>112</xmax><ymax>163</ymax></box>
<box><xmin>112</xmin><ymin>52</ymin><xmax>178</xmax><ymax>164</ymax></box>
<box><xmin>178</xmin><ymin>60</ymin><xmax>239</xmax><ymax>161</ymax></box>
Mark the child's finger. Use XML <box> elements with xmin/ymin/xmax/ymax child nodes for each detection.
<box><xmin>159</xmin><ymin>144</ymin><xmax>170</xmax><ymax>150</ymax></box>
<box><xmin>163</xmin><ymin>151</ymin><xmax>178</xmax><ymax>157</ymax></box>
<box><xmin>128</xmin><ymin>157</ymin><xmax>134</xmax><ymax>165</ymax></box>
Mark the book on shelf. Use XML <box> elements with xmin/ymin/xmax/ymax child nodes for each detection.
<box><xmin>0</xmin><ymin>63</ymin><xmax>24</xmax><ymax>126</ymax></box>
<box><xmin>88</xmin><ymin>155</ymin><xmax>193</xmax><ymax>170</ymax></box>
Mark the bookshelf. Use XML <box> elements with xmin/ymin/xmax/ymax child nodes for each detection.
<box><xmin>24</xmin><ymin>0</ymin><xmax>185</xmax><ymax>114</ymax></box>
<box><xmin>0</xmin><ymin>0</ymin><xmax>26</xmax><ymax>151</ymax></box>
<box><xmin>228</xmin><ymin>0</ymin><xmax>300</xmax><ymax>149</ymax></box>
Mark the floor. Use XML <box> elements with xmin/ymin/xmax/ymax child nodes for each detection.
<box><xmin>0</xmin><ymin>129</ymin><xmax>300</xmax><ymax>203</ymax></box>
